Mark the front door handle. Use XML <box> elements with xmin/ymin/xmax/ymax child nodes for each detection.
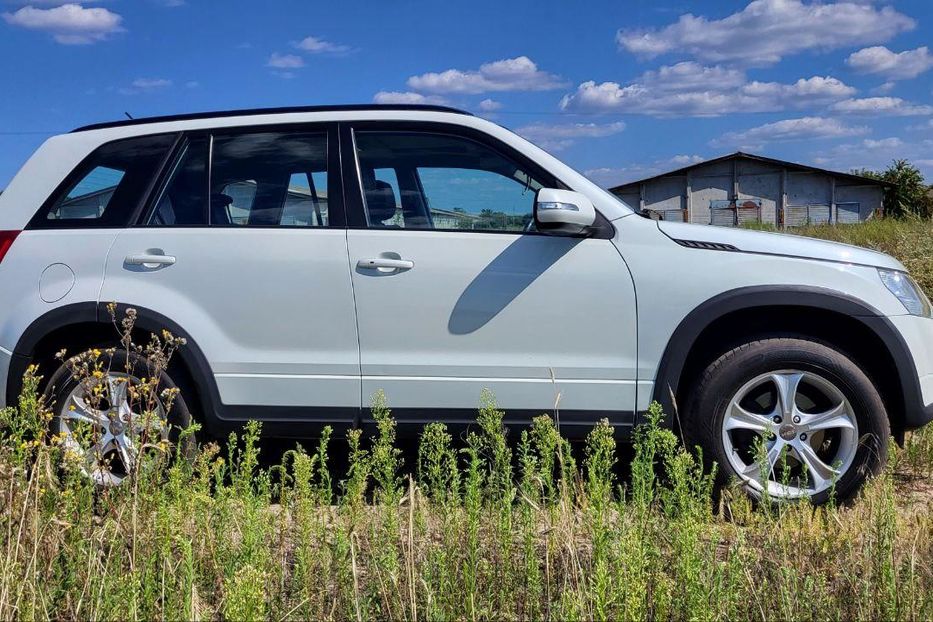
<box><xmin>125</xmin><ymin>253</ymin><xmax>176</xmax><ymax>268</ymax></box>
<box><xmin>357</xmin><ymin>257</ymin><xmax>414</xmax><ymax>271</ymax></box>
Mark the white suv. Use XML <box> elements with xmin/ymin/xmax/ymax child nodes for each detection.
<box><xmin>0</xmin><ymin>104</ymin><xmax>930</xmax><ymax>500</ymax></box>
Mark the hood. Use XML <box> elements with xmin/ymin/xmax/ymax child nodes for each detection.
<box><xmin>656</xmin><ymin>220</ymin><xmax>905</xmax><ymax>271</ymax></box>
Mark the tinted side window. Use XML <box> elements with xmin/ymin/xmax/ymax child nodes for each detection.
<box><xmin>149</xmin><ymin>131</ymin><xmax>330</xmax><ymax>227</ymax></box>
<box><xmin>33</xmin><ymin>133</ymin><xmax>175</xmax><ymax>228</ymax></box>
<box><xmin>354</xmin><ymin>132</ymin><xmax>545</xmax><ymax>232</ymax></box>
<box><xmin>150</xmin><ymin>136</ymin><xmax>210</xmax><ymax>226</ymax></box>
<box><xmin>281</xmin><ymin>171</ymin><xmax>328</xmax><ymax>226</ymax></box>
<box><xmin>212</xmin><ymin>132</ymin><xmax>328</xmax><ymax>227</ymax></box>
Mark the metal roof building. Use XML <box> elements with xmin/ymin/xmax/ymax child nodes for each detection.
<box><xmin>609</xmin><ymin>152</ymin><xmax>889</xmax><ymax>228</ymax></box>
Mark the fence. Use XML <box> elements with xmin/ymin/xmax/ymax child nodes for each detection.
<box><xmin>646</xmin><ymin>208</ymin><xmax>687</xmax><ymax>222</ymax></box>
<box><xmin>783</xmin><ymin>202</ymin><xmax>861</xmax><ymax>227</ymax></box>
<box><xmin>710</xmin><ymin>199</ymin><xmax>762</xmax><ymax>227</ymax></box>
<box><xmin>706</xmin><ymin>199</ymin><xmax>863</xmax><ymax>228</ymax></box>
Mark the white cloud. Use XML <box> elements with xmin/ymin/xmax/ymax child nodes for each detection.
<box><xmin>515</xmin><ymin>121</ymin><xmax>626</xmax><ymax>151</ymax></box>
<box><xmin>916</xmin><ymin>159</ymin><xmax>933</xmax><ymax>179</ymax></box>
<box><xmin>830</xmin><ymin>97</ymin><xmax>933</xmax><ymax>116</ymax></box>
<box><xmin>649</xmin><ymin>62</ymin><xmax>747</xmax><ymax>91</ymax></box>
<box><xmin>617</xmin><ymin>0</ymin><xmax>915</xmax><ymax>66</ymax></box>
<box><xmin>872</xmin><ymin>81</ymin><xmax>896</xmax><ymax>95</ymax></box>
<box><xmin>406</xmin><ymin>56</ymin><xmax>567</xmax><ymax>94</ymax></box>
<box><xmin>267</xmin><ymin>53</ymin><xmax>304</xmax><ymax>69</ymax></box>
<box><xmin>742</xmin><ymin>75</ymin><xmax>856</xmax><ymax>103</ymax></box>
<box><xmin>846</xmin><ymin>46</ymin><xmax>933</xmax><ymax>80</ymax></box>
<box><xmin>118</xmin><ymin>78</ymin><xmax>172</xmax><ymax>95</ymax></box>
<box><xmin>4</xmin><ymin>0</ymin><xmax>101</xmax><ymax>3</ymax></box>
<box><xmin>584</xmin><ymin>154</ymin><xmax>706</xmax><ymax>188</ymax></box>
<box><xmin>3</xmin><ymin>3</ymin><xmax>123</xmax><ymax>44</ymax></box>
<box><xmin>478</xmin><ymin>98</ymin><xmax>502</xmax><ymax>112</ymax></box>
<box><xmin>712</xmin><ymin>117</ymin><xmax>869</xmax><ymax>149</ymax></box>
<box><xmin>132</xmin><ymin>78</ymin><xmax>171</xmax><ymax>89</ymax></box>
<box><xmin>812</xmin><ymin>136</ymin><xmax>924</xmax><ymax>176</ymax></box>
<box><xmin>583</xmin><ymin>167</ymin><xmax>633</xmax><ymax>189</ymax></box>
<box><xmin>669</xmin><ymin>154</ymin><xmax>706</xmax><ymax>166</ymax></box>
<box><xmin>862</xmin><ymin>137</ymin><xmax>902</xmax><ymax>150</ymax></box>
<box><xmin>560</xmin><ymin>62</ymin><xmax>855</xmax><ymax>116</ymax></box>
<box><xmin>372</xmin><ymin>91</ymin><xmax>448</xmax><ymax>105</ymax></box>
<box><xmin>294</xmin><ymin>35</ymin><xmax>351</xmax><ymax>55</ymax></box>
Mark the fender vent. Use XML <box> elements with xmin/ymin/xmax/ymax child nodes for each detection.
<box><xmin>674</xmin><ymin>239</ymin><xmax>739</xmax><ymax>252</ymax></box>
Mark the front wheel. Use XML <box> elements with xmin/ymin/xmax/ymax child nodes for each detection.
<box><xmin>685</xmin><ymin>337</ymin><xmax>889</xmax><ymax>504</ymax></box>
<box><xmin>43</xmin><ymin>349</ymin><xmax>196</xmax><ymax>487</ymax></box>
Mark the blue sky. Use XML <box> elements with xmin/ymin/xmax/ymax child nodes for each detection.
<box><xmin>1</xmin><ymin>0</ymin><xmax>932</xmax><ymax>189</ymax></box>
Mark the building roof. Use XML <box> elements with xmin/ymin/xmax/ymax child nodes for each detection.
<box><xmin>608</xmin><ymin>151</ymin><xmax>891</xmax><ymax>192</ymax></box>
<box><xmin>72</xmin><ymin>104</ymin><xmax>472</xmax><ymax>133</ymax></box>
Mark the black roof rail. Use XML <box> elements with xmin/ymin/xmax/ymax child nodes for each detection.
<box><xmin>71</xmin><ymin>104</ymin><xmax>473</xmax><ymax>133</ymax></box>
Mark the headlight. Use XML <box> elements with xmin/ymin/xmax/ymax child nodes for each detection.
<box><xmin>878</xmin><ymin>269</ymin><xmax>932</xmax><ymax>317</ymax></box>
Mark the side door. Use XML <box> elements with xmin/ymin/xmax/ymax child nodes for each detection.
<box><xmin>343</xmin><ymin>122</ymin><xmax>638</xmax><ymax>428</ymax></box>
<box><xmin>101</xmin><ymin>124</ymin><xmax>361</xmax><ymax>426</ymax></box>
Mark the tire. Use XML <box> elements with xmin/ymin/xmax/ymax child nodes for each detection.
<box><xmin>684</xmin><ymin>336</ymin><xmax>889</xmax><ymax>505</ymax></box>
<box><xmin>43</xmin><ymin>349</ymin><xmax>197</xmax><ymax>487</ymax></box>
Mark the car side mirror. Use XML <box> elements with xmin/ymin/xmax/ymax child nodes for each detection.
<box><xmin>534</xmin><ymin>188</ymin><xmax>597</xmax><ymax>235</ymax></box>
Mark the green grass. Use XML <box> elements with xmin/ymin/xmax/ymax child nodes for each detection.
<box><xmin>1</xmin><ymin>377</ymin><xmax>933</xmax><ymax>621</ymax></box>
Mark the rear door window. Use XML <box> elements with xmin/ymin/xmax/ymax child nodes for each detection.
<box><xmin>148</xmin><ymin>130</ymin><xmax>331</xmax><ymax>227</ymax></box>
<box><xmin>31</xmin><ymin>133</ymin><xmax>176</xmax><ymax>228</ymax></box>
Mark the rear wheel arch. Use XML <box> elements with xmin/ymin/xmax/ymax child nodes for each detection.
<box><xmin>652</xmin><ymin>286</ymin><xmax>920</xmax><ymax>436</ymax></box>
<box><xmin>7</xmin><ymin>302</ymin><xmax>221</xmax><ymax>435</ymax></box>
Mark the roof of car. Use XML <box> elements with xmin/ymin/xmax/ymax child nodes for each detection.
<box><xmin>71</xmin><ymin>104</ymin><xmax>473</xmax><ymax>133</ymax></box>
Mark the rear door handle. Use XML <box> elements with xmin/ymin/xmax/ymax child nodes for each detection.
<box><xmin>356</xmin><ymin>258</ymin><xmax>414</xmax><ymax>271</ymax></box>
<box><xmin>125</xmin><ymin>253</ymin><xmax>176</xmax><ymax>268</ymax></box>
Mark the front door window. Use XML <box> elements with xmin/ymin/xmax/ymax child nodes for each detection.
<box><xmin>354</xmin><ymin>131</ymin><xmax>545</xmax><ymax>233</ymax></box>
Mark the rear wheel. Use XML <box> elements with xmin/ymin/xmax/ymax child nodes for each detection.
<box><xmin>685</xmin><ymin>337</ymin><xmax>889</xmax><ymax>504</ymax></box>
<box><xmin>44</xmin><ymin>349</ymin><xmax>195</xmax><ymax>487</ymax></box>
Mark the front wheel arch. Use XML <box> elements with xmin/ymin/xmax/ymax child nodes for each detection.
<box><xmin>652</xmin><ymin>286</ymin><xmax>920</xmax><ymax>436</ymax></box>
<box><xmin>683</xmin><ymin>336</ymin><xmax>889</xmax><ymax>503</ymax></box>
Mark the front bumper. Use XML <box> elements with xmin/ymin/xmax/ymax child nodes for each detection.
<box><xmin>921</xmin><ymin>374</ymin><xmax>933</xmax><ymax>410</ymax></box>
<box><xmin>887</xmin><ymin>314</ymin><xmax>933</xmax><ymax>429</ymax></box>
<box><xmin>0</xmin><ymin>347</ymin><xmax>11</xmax><ymax>410</ymax></box>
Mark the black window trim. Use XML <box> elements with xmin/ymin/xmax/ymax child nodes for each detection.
<box><xmin>133</xmin><ymin>121</ymin><xmax>347</xmax><ymax>229</ymax></box>
<box><xmin>340</xmin><ymin>120</ymin><xmax>614</xmax><ymax>239</ymax></box>
<box><xmin>139</xmin><ymin>133</ymin><xmax>214</xmax><ymax>227</ymax></box>
<box><xmin>26</xmin><ymin>132</ymin><xmax>182</xmax><ymax>231</ymax></box>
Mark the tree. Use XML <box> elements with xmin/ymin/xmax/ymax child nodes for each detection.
<box><xmin>855</xmin><ymin>160</ymin><xmax>933</xmax><ymax>218</ymax></box>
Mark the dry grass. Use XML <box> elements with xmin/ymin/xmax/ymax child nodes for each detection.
<box><xmin>0</xmin><ymin>383</ymin><xmax>932</xmax><ymax>621</ymax></box>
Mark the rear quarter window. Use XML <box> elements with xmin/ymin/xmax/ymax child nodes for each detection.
<box><xmin>28</xmin><ymin>133</ymin><xmax>177</xmax><ymax>229</ymax></box>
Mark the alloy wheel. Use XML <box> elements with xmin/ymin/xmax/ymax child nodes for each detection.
<box><xmin>55</xmin><ymin>372</ymin><xmax>168</xmax><ymax>487</ymax></box>
<box><xmin>721</xmin><ymin>369</ymin><xmax>859</xmax><ymax>499</ymax></box>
